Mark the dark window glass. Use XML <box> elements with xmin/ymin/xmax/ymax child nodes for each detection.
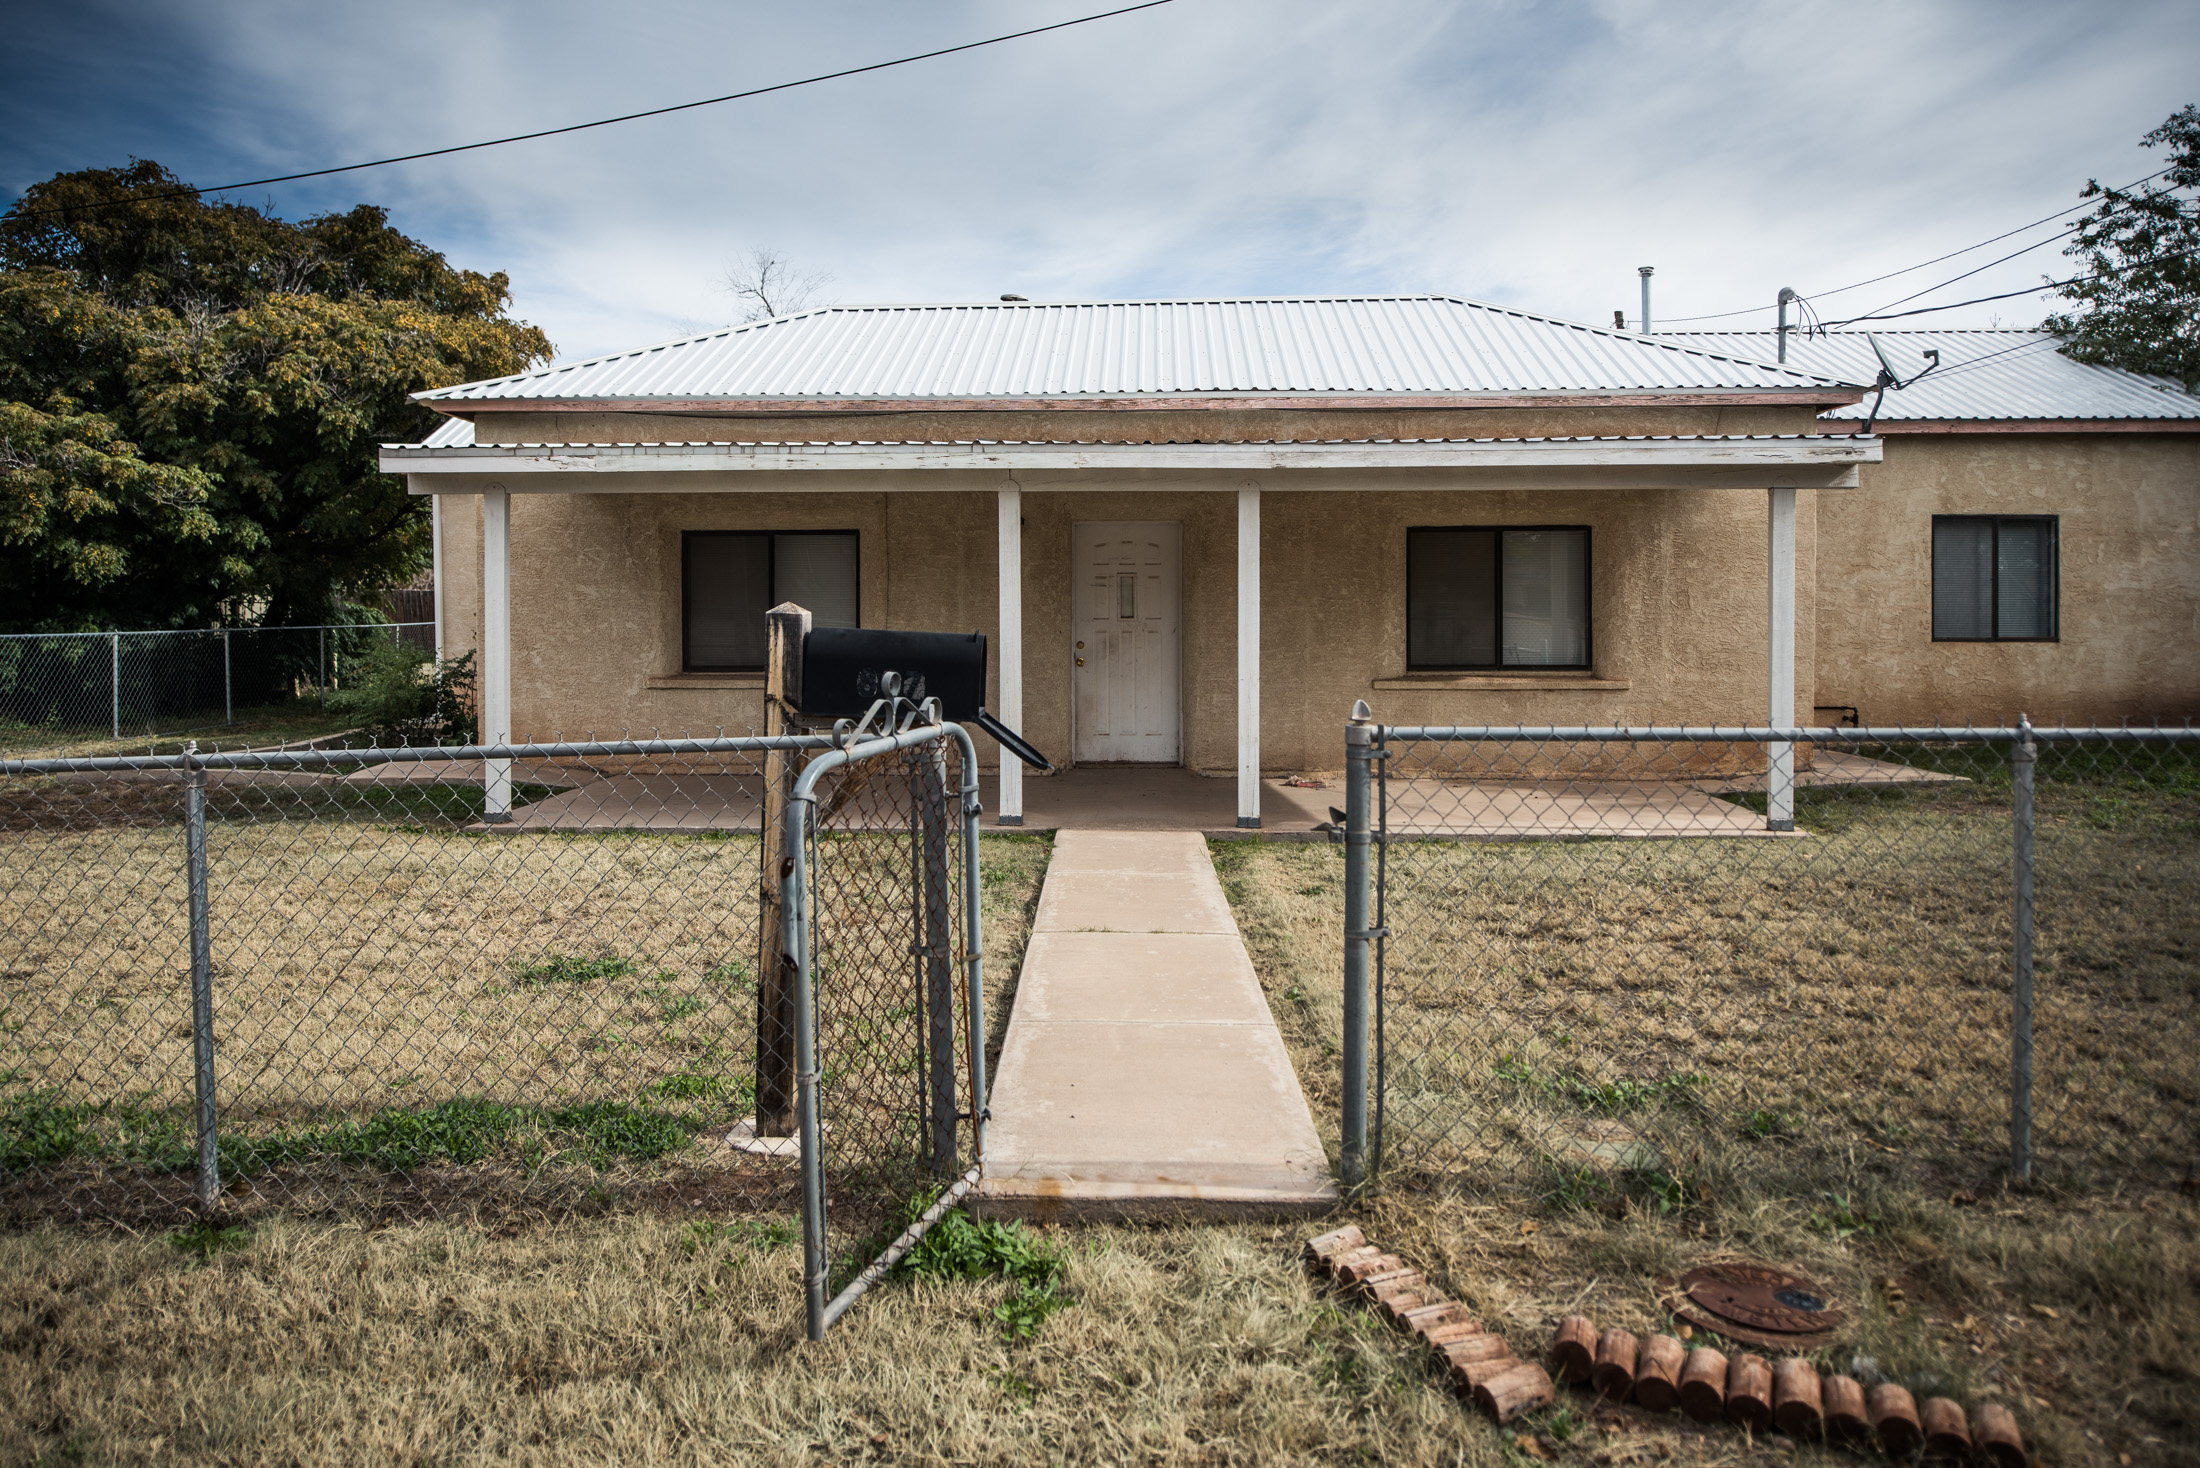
<box><xmin>1931</xmin><ymin>516</ymin><xmax>2057</xmax><ymax>641</ymax></box>
<box><xmin>683</xmin><ymin>530</ymin><xmax>859</xmax><ymax>670</ymax></box>
<box><xmin>1407</xmin><ymin>526</ymin><xmax>1590</xmax><ymax>669</ymax></box>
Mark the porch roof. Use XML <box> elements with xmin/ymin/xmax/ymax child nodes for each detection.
<box><xmin>412</xmin><ymin>296</ymin><xmax>1865</xmax><ymax>412</ymax></box>
<box><xmin>380</xmin><ymin>430</ymin><xmax>1880</xmax><ymax>488</ymax></box>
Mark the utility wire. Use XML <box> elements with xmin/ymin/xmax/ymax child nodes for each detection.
<box><xmin>1830</xmin><ymin>239</ymin><xmax>2200</xmax><ymax>325</ymax></box>
<box><xmin>1830</xmin><ymin>228</ymin><xmax>2087</xmax><ymax>326</ymax></box>
<box><xmin>1657</xmin><ymin>166</ymin><xmax>2171</xmax><ymax>325</ymax></box>
<box><xmin>14</xmin><ymin>1</ymin><xmax>1175</xmax><ymax>220</ymax></box>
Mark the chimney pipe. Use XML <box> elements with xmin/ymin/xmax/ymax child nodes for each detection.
<box><xmin>1777</xmin><ymin>287</ymin><xmax>1798</xmax><ymax>363</ymax></box>
<box><xmin>1638</xmin><ymin>266</ymin><xmax>1654</xmax><ymax>334</ymax></box>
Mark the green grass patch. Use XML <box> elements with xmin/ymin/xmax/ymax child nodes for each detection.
<box><xmin>1</xmin><ymin>1089</ymin><xmax>711</xmax><ymax>1177</ymax></box>
<box><xmin>1496</xmin><ymin>1055</ymin><xmax>1705</xmax><ymax>1115</ymax></box>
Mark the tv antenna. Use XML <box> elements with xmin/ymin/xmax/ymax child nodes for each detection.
<box><xmin>1855</xmin><ymin>334</ymin><xmax>1941</xmax><ymax>437</ymax></box>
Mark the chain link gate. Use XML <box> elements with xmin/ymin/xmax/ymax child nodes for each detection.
<box><xmin>2</xmin><ymin>721</ymin><xmax>988</xmax><ymax>1338</ymax></box>
<box><xmin>781</xmin><ymin>712</ymin><xmax>987</xmax><ymax>1339</ymax></box>
<box><xmin>1340</xmin><ymin>717</ymin><xmax>2200</xmax><ymax>1198</ymax></box>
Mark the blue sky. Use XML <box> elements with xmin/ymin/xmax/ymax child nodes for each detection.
<box><xmin>4</xmin><ymin>0</ymin><xmax>2196</xmax><ymax>362</ymax></box>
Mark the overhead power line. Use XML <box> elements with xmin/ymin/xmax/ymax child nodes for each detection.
<box><xmin>14</xmin><ymin>1</ymin><xmax>1175</xmax><ymax>220</ymax></box>
<box><xmin>1656</xmin><ymin>166</ymin><xmax>2171</xmax><ymax>326</ymax></box>
<box><xmin>1827</xmin><ymin>240</ymin><xmax>2200</xmax><ymax>326</ymax></box>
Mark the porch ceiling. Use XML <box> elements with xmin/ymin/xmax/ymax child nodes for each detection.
<box><xmin>381</xmin><ymin>432</ymin><xmax>1882</xmax><ymax>492</ymax></box>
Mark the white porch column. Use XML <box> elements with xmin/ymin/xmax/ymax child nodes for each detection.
<box><xmin>430</xmin><ymin>490</ymin><xmax>446</xmax><ymax>661</ymax></box>
<box><xmin>482</xmin><ymin>485</ymin><xmax>513</xmax><ymax>821</ymax></box>
<box><xmin>1766</xmin><ymin>486</ymin><xmax>1797</xmax><ymax>832</ymax></box>
<box><xmin>1237</xmin><ymin>483</ymin><xmax>1261</xmax><ymax>829</ymax></box>
<box><xmin>996</xmin><ymin>485</ymin><xmax>1023</xmax><ymax>825</ymax></box>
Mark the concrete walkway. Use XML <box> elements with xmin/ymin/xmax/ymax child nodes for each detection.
<box><xmin>977</xmin><ymin>830</ymin><xmax>1336</xmax><ymax>1221</ymax></box>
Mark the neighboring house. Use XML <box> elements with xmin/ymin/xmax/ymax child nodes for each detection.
<box><xmin>1668</xmin><ymin>329</ymin><xmax>2200</xmax><ymax>727</ymax></box>
<box><xmin>383</xmin><ymin>296</ymin><xmax>1887</xmax><ymax>824</ymax></box>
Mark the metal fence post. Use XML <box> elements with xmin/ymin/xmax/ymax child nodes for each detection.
<box><xmin>921</xmin><ymin>739</ymin><xmax>957</xmax><ymax>1175</ymax></box>
<box><xmin>1341</xmin><ymin>700</ymin><xmax>1375</xmax><ymax>1190</ymax></box>
<box><xmin>222</xmin><ymin>629</ymin><xmax>232</xmax><ymax>727</ymax></box>
<box><xmin>786</xmin><ymin>787</ymin><xmax>828</xmax><ymax>1341</ymax></box>
<box><xmin>317</xmin><ymin>627</ymin><xmax>326</xmax><ymax>707</ymax></box>
<box><xmin>2011</xmin><ymin>715</ymin><xmax>2037</xmax><ymax>1183</ymax></box>
<box><xmin>110</xmin><ymin>631</ymin><xmax>120</xmax><ymax>740</ymax></box>
<box><xmin>183</xmin><ymin>748</ymin><xmax>222</xmax><ymax>1210</ymax></box>
<box><xmin>956</xmin><ymin>728</ymin><xmax>988</xmax><ymax>1165</ymax></box>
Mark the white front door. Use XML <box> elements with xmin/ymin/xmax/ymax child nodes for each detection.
<box><xmin>1072</xmin><ymin>522</ymin><xmax>1181</xmax><ymax>763</ymax></box>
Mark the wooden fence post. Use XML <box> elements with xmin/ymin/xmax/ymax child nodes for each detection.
<box><xmin>756</xmin><ymin>602</ymin><xmax>811</xmax><ymax>1137</ymax></box>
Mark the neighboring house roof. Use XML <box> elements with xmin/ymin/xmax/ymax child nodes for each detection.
<box><xmin>413</xmin><ymin>296</ymin><xmax>1861</xmax><ymax>407</ymax></box>
<box><xmin>1665</xmin><ymin>330</ymin><xmax>2200</xmax><ymax>423</ymax></box>
<box><xmin>420</xmin><ymin>414</ymin><xmax>477</xmax><ymax>447</ymax></box>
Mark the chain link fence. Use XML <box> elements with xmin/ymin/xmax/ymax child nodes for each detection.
<box><xmin>1337</xmin><ymin>722</ymin><xmax>2199</xmax><ymax>1200</ymax></box>
<box><xmin>1</xmin><ymin>727</ymin><xmax>985</xmax><ymax>1299</ymax></box>
<box><xmin>0</xmin><ymin>623</ymin><xmax>431</xmax><ymax>751</ymax></box>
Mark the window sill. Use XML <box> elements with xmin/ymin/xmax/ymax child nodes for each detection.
<box><xmin>1372</xmin><ymin>673</ymin><xmax>1631</xmax><ymax>692</ymax></box>
<box><xmin>647</xmin><ymin>672</ymin><xmax>766</xmax><ymax>690</ymax></box>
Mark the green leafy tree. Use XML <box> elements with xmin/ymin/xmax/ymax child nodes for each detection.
<box><xmin>0</xmin><ymin>160</ymin><xmax>552</xmax><ymax>632</ymax></box>
<box><xmin>2044</xmin><ymin>104</ymin><xmax>2200</xmax><ymax>393</ymax></box>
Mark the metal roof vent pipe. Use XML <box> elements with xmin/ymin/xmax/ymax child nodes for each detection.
<box><xmin>1777</xmin><ymin>286</ymin><xmax>1799</xmax><ymax>363</ymax></box>
<box><xmin>1638</xmin><ymin>266</ymin><xmax>1654</xmax><ymax>333</ymax></box>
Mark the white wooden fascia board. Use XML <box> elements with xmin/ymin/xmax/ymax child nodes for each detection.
<box><xmin>378</xmin><ymin>437</ymin><xmax>1880</xmax><ymax>476</ymax></box>
<box><xmin>402</xmin><ymin>462</ymin><xmax>1864</xmax><ymax>495</ymax></box>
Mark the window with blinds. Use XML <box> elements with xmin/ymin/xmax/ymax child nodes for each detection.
<box><xmin>682</xmin><ymin>530</ymin><xmax>859</xmax><ymax>670</ymax></box>
<box><xmin>1931</xmin><ymin>516</ymin><xmax>2058</xmax><ymax>642</ymax></box>
<box><xmin>1407</xmin><ymin>527</ymin><xmax>1591</xmax><ymax>669</ymax></box>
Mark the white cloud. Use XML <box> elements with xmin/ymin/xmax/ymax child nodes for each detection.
<box><xmin>5</xmin><ymin>0</ymin><xmax>2195</xmax><ymax>359</ymax></box>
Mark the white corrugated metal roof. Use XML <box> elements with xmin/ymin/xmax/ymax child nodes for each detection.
<box><xmin>1665</xmin><ymin>330</ymin><xmax>2200</xmax><ymax>421</ymax></box>
<box><xmin>420</xmin><ymin>414</ymin><xmax>476</xmax><ymax>447</ymax></box>
<box><xmin>415</xmin><ymin>297</ymin><xmax>1859</xmax><ymax>404</ymax></box>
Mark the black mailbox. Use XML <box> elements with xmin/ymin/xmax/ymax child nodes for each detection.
<box><xmin>798</xmin><ymin>627</ymin><xmax>1052</xmax><ymax>770</ymax></box>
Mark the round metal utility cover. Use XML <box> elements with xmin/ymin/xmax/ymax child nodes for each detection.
<box><xmin>1680</xmin><ymin>1261</ymin><xmax>1845</xmax><ymax>1338</ymax></box>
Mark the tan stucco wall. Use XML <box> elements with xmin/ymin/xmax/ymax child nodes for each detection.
<box><xmin>1812</xmin><ymin>433</ymin><xmax>2200</xmax><ymax>726</ymax></box>
<box><xmin>434</xmin><ymin>468</ymin><xmax>1820</xmax><ymax>772</ymax></box>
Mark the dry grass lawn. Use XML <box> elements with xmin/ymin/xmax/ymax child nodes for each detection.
<box><xmin>2</xmin><ymin>770</ymin><xmax>1049</xmax><ymax>1226</ymax></box>
<box><xmin>4</xmin><ymin>759</ymin><xmax>2195</xmax><ymax>1465</ymax></box>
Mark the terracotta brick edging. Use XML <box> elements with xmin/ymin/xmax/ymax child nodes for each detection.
<box><xmin>1304</xmin><ymin>1225</ymin><xmax>1554</xmax><ymax>1424</ymax></box>
<box><xmin>1305</xmin><ymin>1227</ymin><xmax>2031</xmax><ymax>1465</ymax></box>
<box><xmin>1541</xmin><ymin>1308</ymin><xmax>2030</xmax><ymax>1465</ymax></box>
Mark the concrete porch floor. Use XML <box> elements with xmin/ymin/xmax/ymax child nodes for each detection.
<box><xmin>288</xmin><ymin>750</ymin><xmax>1957</xmax><ymax>837</ymax></box>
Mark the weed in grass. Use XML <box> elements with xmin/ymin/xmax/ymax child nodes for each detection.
<box><xmin>682</xmin><ymin>1219</ymin><xmax>795</xmax><ymax>1254</ymax></box>
<box><xmin>508</xmin><ymin>952</ymin><xmax>638</xmax><ymax>987</ymax></box>
<box><xmin>1741</xmin><ymin>1107</ymin><xmax>1796</xmax><ymax>1139</ymax></box>
<box><xmin>168</xmin><ymin>1219</ymin><xmax>251</xmax><ymax>1260</ymax></box>
<box><xmin>884</xmin><ymin>1192</ymin><xmax>1074</xmax><ymax>1343</ymax></box>
<box><xmin>1810</xmin><ymin>1192</ymin><xmax>1881</xmax><ymax>1240</ymax></box>
<box><xmin>704</xmin><ymin>960</ymin><xmax>753</xmax><ymax>987</ymax></box>
<box><xmin>1497</xmin><ymin>1054</ymin><xmax>1706</xmax><ymax>1115</ymax></box>
<box><xmin>659</xmin><ymin>995</ymin><xmax>707</xmax><ymax>1023</ymax></box>
<box><xmin>1539</xmin><ymin>1405</ymin><xmax>1586</xmax><ymax>1442</ymax></box>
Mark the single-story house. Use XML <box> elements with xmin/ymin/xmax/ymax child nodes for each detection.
<box><xmin>379</xmin><ymin>296</ymin><xmax>2197</xmax><ymax>826</ymax></box>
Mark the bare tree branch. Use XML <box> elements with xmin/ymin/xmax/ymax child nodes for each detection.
<box><xmin>723</xmin><ymin>247</ymin><xmax>832</xmax><ymax>323</ymax></box>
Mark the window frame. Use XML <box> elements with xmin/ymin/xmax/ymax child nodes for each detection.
<box><xmin>680</xmin><ymin>529</ymin><xmax>861</xmax><ymax>672</ymax></box>
<box><xmin>1929</xmin><ymin>514</ymin><xmax>2059</xmax><ymax>644</ymax></box>
<box><xmin>1405</xmin><ymin>524</ymin><xmax>1594</xmax><ymax>671</ymax></box>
